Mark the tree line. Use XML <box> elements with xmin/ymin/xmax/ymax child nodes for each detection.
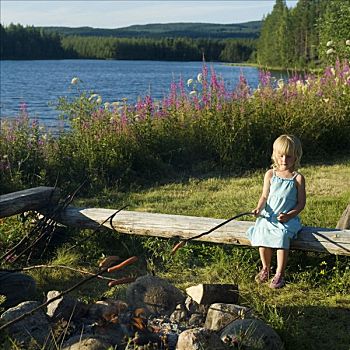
<box><xmin>0</xmin><ymin>23</ymin><xmax>256</xmax><ymax>62</ymax></box>
<box><xmin>1</xmin><ymin>0</ymin><xmax>349</xmax><ymax>67</ymax></box>
<box><xmin>40</xmin><ymin>21</ymin><xmax>261</xmax><ymax>39</ymax></box>
<box><xmin>257</xmin><ymin>0</ymin><xmax>350</xmax><ymax>68</ymax></box>
<box><xmin>0</xmin><ymin>23</ymin><xmax>66</xmax><ymax>59</ymax></box>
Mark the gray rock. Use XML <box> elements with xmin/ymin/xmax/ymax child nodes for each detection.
<box><xmin>176</xmin><ymin>327</ymin><xmax>228</xmax><ymax>350</ymax></box>
<box><xmin>126</xmin><ymin>275</ymin><xmax>185</xmax><ymax>316</ymax></box>
<box><xmin>170</xmin><ymin>303</ymin><xmax>188</xmax><ymax>323</ymax></box>
<box><xmin>46</xmin><ymin>290</ymin><xmax>87</xmax><ymax>322</ymax></box>
<box><xmin>205</xmin><ymin>303</ymin><xmax>254</xmax><ymax>331</ymax></box>
<box><xmin>0</xmin><ymin>301</ymin><xmax>51</xmax><ymax>347</ymax></box>
<box><xmin>87</xmin><ymin>298</ymin><xmax>128</xmax><ymax>321</ymax></box>
<box><xmin>0</xmin><ymin>272</ymin><xmax>36</xmax><ymax>308</ymax></box>
<box><xmin>185</xmin><ymin>296</ymin><xmax>208</xmax><ymax>315</ymax></box>
<box><xmin>93</xmin><ymin>322</ymin><xmax>128</xmax><ymax>346</ymax></box>
<box><xmin>220</xmin><ymin>319</ymin><xmax>284</xmax><ymax>350</ymax></box>
<box><xmin>62</xmin><ymin>335</ymin><xmax>113</xmax><ymax>350</ymax></box>
<box><xmin>188</xmin><ymin>313</ymin><xmax>205</xmax><ymax>327</ymax></box>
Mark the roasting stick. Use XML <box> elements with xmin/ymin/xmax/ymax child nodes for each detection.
<box><xmin>171</xmin><ymin>212</ymin><xmax>255</xmax><ymax>255</ymax></box>
<box><xmin>0</xmin><ymin>256</ymin><xmax>138</xmax><ymax>331</ymax></box>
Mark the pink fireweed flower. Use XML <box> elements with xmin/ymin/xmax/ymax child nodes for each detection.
<box><xmin>20</xmin><ymin>102</ymin><xmax>29</xmax><ymax>118</ymax></box>
<box><xmin>236</xmin><ymin>74</ymin><xmax>251</xmax><ymax>99</ymax></box>
<box><xmin>120</xmin><ymin>112</ymin><xmax>128</xmax><ymax>129</ymax></box>
<box><xmin>259</xmin><ymin>70</ymin><xmax>272</xmax><ymax>87</ymax></box>
<box><xmin>178</xmin><ymin>77</ymin><xmax>186</xmax><ymax>97</ymax></box>
<box><xmin>210</xmin><ymin>66</ymin><xmax>220</xmax><ymax>92</ymax></box>
<box><xmin>193</xmin><ymin>95</ymin><xmax>200</xmax><ymax>111</ymax></box>
<box><xmin>169</xmin><ymin>81</ymin><xmax>177</xmax><ymax>106</ymax></box>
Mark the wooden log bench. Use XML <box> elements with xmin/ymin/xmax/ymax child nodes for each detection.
<box><xmin>55</xmin><ymin>207</ymin><xmax>350</xmax><ymax>256</ymax></box>
<box><xmin>1</xmin><ymin>187</ymin><xmax>349</xmax><ymax>256</ymax></box>
<box><xmin>0</xmin><ymin>186</ymin><xmax>60</xmax><ymax>218</ymax></box>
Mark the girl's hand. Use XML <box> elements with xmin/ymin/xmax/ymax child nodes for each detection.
<box><xmin>252</xmin><ymin>208</ymin><xmax>261</xmax><ymax>217</ymax></box>
<box><xmin>277</xmin><ymin>212</ymin><xmax>290</xmax><ymax>223</ymax></box>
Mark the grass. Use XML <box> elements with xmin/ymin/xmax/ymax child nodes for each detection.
<box><xmin>1</xmin><ymin>57</ymin><xmax>349</xmax><ymax>349</ymax></box>
<box><xmin>45</xmin><ymin>160</ymin><xmax>350</xmax><ymax>350</ymax></box>
<box><xmin>76</xmin><ymin>158</ymin><xmax>350</xmax><ymax>227</ymax></box>
<box><xmin>74</xmin><ymin>158</ymin><xmax>350</xmax><ymax>350</ymax></box>
<box><xmin>1</xmin><ymin>161</ymin><xmax>349</xmax><ymax>349</ymax></box>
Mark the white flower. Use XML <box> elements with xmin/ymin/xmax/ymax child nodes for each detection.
<box><xmin>330</xmin><ymin>67</ymin><xmax>335</xmax><ymax>75</ymax></box>
<box><xmin>326</xmin><ymin>40</ymin><xmax>333</xmax><ymax>47</ymax></box>
<box><xmin>277</xmin><ymin>79</ymin><xmax>284</xmax><ymax>89</ymax></box>
<box><xmin>346</xmin><ymin>39</ymin><xmax>350</xmax><ymax>46</ymax></box>
<box><xmin>88</xmin><ymin>93</ymin><xmax>98</xmax><ymax>101</ymax></box>
<box><xmin>296</xmin><ymin>80</ymin><xmax>306</xmax><ymax>93</ymax></box>
<box><xmin>104</xmin><ymin>102</ymin><xmax>111</xmax><ymax>109</ymax></box>
<box><xmin>189</xmin><ymin>90</ymin><xmax>197</xmax><ymax>96</ymax></box>
<box><xmin>326</xmin><ymin>48</ymin><xmax>335</xmax><ymax>55</ymax></box>
<box><xmin>89</xmin><ymin>94</ymin><xmax>99</xmax><ymax>101</ymax></box>
<box><xmin>71</xmin><ymin>77</ymin><xmax>79</xmax><ymax>85</ymax></box>
<box><xmin>187</xmin><ymin>78</ymin><xmax>193</xmax><ymax>86</ymax></box>
<box><xmin>96</xmin><ymin>96</ymin><xmax>102</xmax><ymax>104</ymax></box>
<box><xmin>197</xmin><ymin>73</ymin><xmax>203</xmax><ymax>83</ymax></box>
<box><xmin>111</xmin><ymin>101</ymin><xmax>120</xmax><ymax>107</ymax></box>
<box><xmin>3</xmin><ymin>154</ymin><xmax>8</xmax><ymax>159</ymax></box>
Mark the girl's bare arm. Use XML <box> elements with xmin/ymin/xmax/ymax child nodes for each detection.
<box><xmin>253</xmin><ymin>169</ymin><xmax>273</xmax><ymax>215</ymax></box>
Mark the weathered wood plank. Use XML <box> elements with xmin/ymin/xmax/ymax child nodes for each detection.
<box><xmin>0</xmin><ymin>186</ymin><xmax>60</xmax><ymax>218</ymax></box>
<box><xmin>336</xmin><ymin>204</ymin><xmax>350</xmax><ymax>229</ymax></box>
<box><xmin>56</xmin><ymin>207</ymin><xmax>350</xmax><ymax>256</ymax></box>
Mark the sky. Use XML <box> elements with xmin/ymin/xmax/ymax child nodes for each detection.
<box><xmin>1</xmin><ymin>0</ymin><xmax>298</xmax><ymax>29</ymax></box>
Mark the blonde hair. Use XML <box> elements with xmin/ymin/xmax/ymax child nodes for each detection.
<box><xmin>271</xmin><ymin>134</ymin><xmax>302</xmax><ymax>170</ymax></box>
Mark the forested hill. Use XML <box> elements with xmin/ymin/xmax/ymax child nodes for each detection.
<box><xmin>40</xmin><ymin>21</ymin><xmax>262</xmax><ymax>39</ymax></box>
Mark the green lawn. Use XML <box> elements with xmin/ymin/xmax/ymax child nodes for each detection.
<box><xmin>1</xmin><ymin>160</ymin><xmax>349</xmax><ymax>349</ymax></box>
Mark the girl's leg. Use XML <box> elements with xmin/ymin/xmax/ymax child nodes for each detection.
<box><xmin>269</xmin><ymin>249</ymin><xmax>289</xmax><ymax>288</ymax></box>
<box><xmin>255</xmin><ymin>247</ymin><xmax>273</xmax><ymax>283</ymax></box>
<box><xmin>276</xmin><ymin>249</ymin><xmax>289</xmax><ymax>276</ymax></box>
<box><xmin>259</xmin><ymin>247</ymin><xmax>273</xmax><ymax>269</ymax></box>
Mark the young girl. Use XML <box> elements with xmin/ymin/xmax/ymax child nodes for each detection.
<box><xmin>247</xmin><ymin>134</ymin><xmax>306</xmax><ymax>289</ymax></box>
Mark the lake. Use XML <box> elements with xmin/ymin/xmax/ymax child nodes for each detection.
<box><xmin>0</xmin><ymin>59</ymin><xmax>286</xmax><ymax>129</ymax></box>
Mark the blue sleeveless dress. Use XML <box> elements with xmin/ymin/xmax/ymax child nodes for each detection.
<box><xmin>247</xmin><ymin>171</ymin><xmax>302</xmax><ymax>249</ymax></box>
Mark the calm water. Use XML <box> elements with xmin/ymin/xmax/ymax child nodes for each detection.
<box><xmin>0</xmin><ymin>60</ymin><xmax>285</xmax><ymax>129</ymax></box>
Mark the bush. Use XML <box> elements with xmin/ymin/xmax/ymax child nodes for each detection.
<box><xmin>1</xmin><ymin>60</ymin><xmax>349</xmax><ymax>194</ymax></box>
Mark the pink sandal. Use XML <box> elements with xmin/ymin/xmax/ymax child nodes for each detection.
<box><xmin>255</xmin><ymin>267</ymin><xmax>269</xmax><ymax>284</ymax></box>
<box><xmin>269</xmin><ymin>273</ymin><xmax>285</xmax><ymax>289</ymax></box>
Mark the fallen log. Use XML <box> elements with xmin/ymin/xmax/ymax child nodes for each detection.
<box><xmin>0</xmin><ymin>186</ymin><xmax>60</xmax><ymax>218</ymax></box>
<box><xmin>54</xmin><ymin>207</ymin><xmax>350</xmax><ymax>256</ymax></box>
